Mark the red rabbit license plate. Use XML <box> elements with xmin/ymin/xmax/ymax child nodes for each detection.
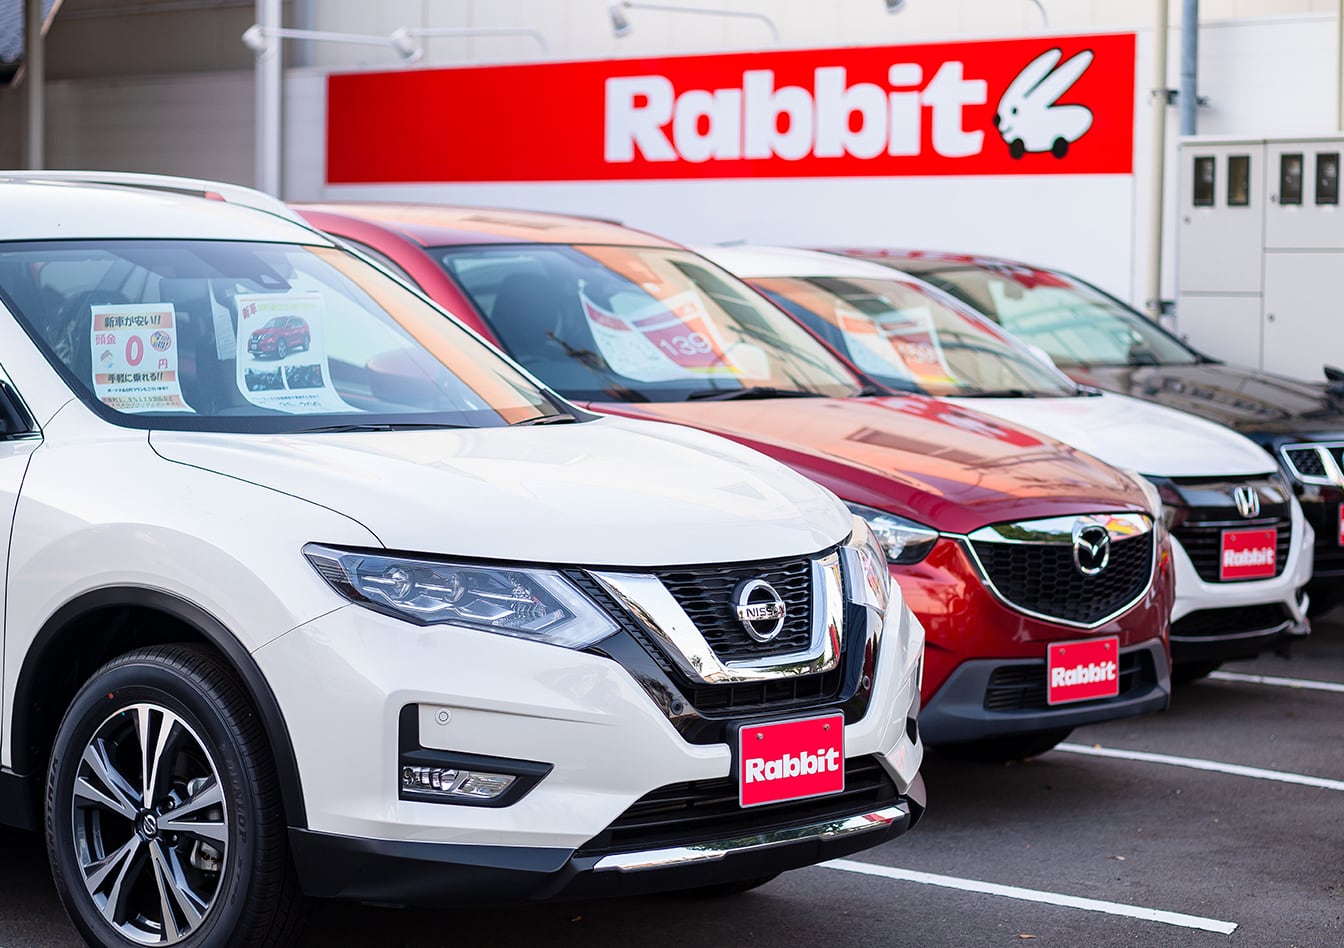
<box><xmin>1220</xmin><ymin>527</ymin><xmax>1277</xmax><ymax>580</ymax></box>
<box><xmin>738</xmin><ymin>713</ymin><xmax>845</xmax><ymax>807</ymax></box>
<box><xmin>1047</xmin><ymin>636</ymin><xmax>1120</xmax><ymax>705</ymax></box>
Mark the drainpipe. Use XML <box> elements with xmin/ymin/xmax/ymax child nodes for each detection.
<box><xmin>1145</xmin><ymin>0</ymin><xmax>1171</xmax><ymax>321</ymax></box>
<box><xmin>1179</xmin><ymin>0</ymin><xmax>1198</xmax><ymax>136</ymax></box>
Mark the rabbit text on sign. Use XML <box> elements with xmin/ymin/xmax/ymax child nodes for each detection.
<box><xmin>326</xmin><ymin>33</ymin><xmax>1135</xmax><ymax>183</ymax></box>
<box><xmin>605</xmin><ymin>63</ymin><xmax>988</xmax><ymax>163</ymax></box>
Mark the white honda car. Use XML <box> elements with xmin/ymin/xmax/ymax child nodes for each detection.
<box><xmin>0</xmin><ymin>179</ymin><xmax>924</xmax><ymax>948</ymax></box>
<box><xmin>701</xmin><ymin>245</ymin><xmax>1314</xmax><ymax>679</ymax></box>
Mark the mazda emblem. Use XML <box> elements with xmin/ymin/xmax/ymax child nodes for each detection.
<box><xmin>1233</xmin><ymin>486</ymin><xmax>1261</xmax><ymax>519</ymax></box>
<box><xmin>1072</xmin><ymin>521</ymin><xmax>1111</xmax><ymax>576</ymax></box>
<box><xmin>733</xmin><ymin>579</ymin><xmax>787</xmax><ymax>642</ymax></box>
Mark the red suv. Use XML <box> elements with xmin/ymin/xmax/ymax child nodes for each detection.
<box><xmin>247</xmin><ymin>314</ymin><xmax>310</xmax><ymax>359</ymax></box>
<box><xmin>296</xmin><ymin>203</ymin><xmax>1175</xmax><ymax>760</ymax></box>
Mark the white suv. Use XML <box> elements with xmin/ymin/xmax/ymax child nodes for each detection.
<box><xmin>0</xmin><ymin>181</ymin><xmax>925</xmax><ymax>947</ymax></box>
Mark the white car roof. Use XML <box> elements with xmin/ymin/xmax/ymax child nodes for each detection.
<box><xmin>696</xmin><ymin>244</ymin><xmax>918</xmax><ymax>282</ymax></box>
<box><xmin>0</xmin><ymin>179</ymin><xmax>330</xmax><ymax>244</ymax></box>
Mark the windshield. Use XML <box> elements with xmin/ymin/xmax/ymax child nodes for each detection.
<box><xmin>752</xmin><ymin>275</ymin><xmax>1078</xmax><ymax>397</ymax></box>
<box><xmin>906</xmin><ymin>261</ymin><xmax>1200</xmax><ymax>368</ymax></box>
<box><xmin>0</xmin><ymin>240</ymin><xmax>568</xmax><ymax>432</ymax></box>
<box><xmin>433</xmin><ymin>244</ymin><xmax>864</xmax><ymax>402</ymax></box>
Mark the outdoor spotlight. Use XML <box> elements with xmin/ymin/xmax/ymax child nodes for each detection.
<box><xmin>609</xmin><ymin>3</ymin><xmax>632</xmax><ymax>38</ymax></box>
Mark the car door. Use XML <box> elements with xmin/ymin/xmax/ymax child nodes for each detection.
<box><xmin>0</xmin><ymin>362</ymin><xmax>40</xmax><ymax>763</ymax></box>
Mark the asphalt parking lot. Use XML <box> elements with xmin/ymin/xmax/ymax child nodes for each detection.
<box><xmin>4</xmin><ymin>610</ymin><xmax>1342</xmax><ymax>948</ymax></box>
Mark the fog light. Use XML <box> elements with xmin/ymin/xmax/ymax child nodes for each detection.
<box><xmin>401</xmin><ymin>766</ymin><xmax>516</xmax><ymax>801</ymax></box>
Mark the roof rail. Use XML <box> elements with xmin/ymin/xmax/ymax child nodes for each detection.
<box><xmin>0</xmin><ymin>170</ymin><xmax>306</xmax><ymax>224</ymax></box>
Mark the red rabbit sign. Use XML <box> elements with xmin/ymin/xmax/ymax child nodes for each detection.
<box><xmin>327</xmin><ymin>32</ymin><xmax>1135</xmax><ymax>184</ymax></box>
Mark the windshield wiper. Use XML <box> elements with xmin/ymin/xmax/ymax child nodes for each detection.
<box><xmin>510</xmin><ymin>412</ymin><xmax>580</xmax><ymax>426</ymax></box>
<box><xmin>298</xmin><ymin>422</ymin><xmax>470</xmax><ymax>433</ymax></box>
<box><xmin>957</xmin><ymin>389</ymin><xmax>1042</xmax><ymax>398</ymax></box>
<box><xmin>685</xmin><ymin>386</ymin><xmax>824</xmax><ymax>401</ymax></box>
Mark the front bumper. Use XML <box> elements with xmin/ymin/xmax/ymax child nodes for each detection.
<box><xmin>289</xmin><ymin>774</ymin><xmax>924</xmax><ymax>905</ymax></box>
<box><xmin>894</xmin><ymin>537</ymin><xmax>1173</xmax><ymax>746</ymax></box>
<box><xmin>1167</xmin><ymin>498</ymin><xmax>1314</xmax><ymax>663</ymax></box>
<box><xmin>253</xmin><ymin>579</ymin><xmax>923</xmax><ymax>900</ymax></box>
<box><xmin>918</xmin><ymin>640</ymin><xmax>1170</xmax><ymax>744</ymax></box>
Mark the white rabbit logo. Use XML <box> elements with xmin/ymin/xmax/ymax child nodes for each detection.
<box><xmin>995</xmin><ymin>48</ymin><xmax>1095</xmax><ymax>159</ymax></box>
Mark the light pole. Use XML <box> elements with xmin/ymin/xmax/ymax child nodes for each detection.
<box><xmin>243</xmin><ymin>2</ymin><xmax>423</xmax><ymax>197</ymax></box>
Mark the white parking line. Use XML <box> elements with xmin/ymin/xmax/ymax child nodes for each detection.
<box><xmin>820</xmin><ymin>859</ymin><xmax>1238</xmax><ymax>934</ymax></box>
<box><xmin>1209</xmin><ymin>670</ymin><xmax>1344</xmax><ymax>694</ymax></box>
<box><xmin>1056</xmin><ymin>743</ymin><xmax>1344</xmax><ymax>791</ymax></box>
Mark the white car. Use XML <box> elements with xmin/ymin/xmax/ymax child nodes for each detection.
<box><xmin>701</xmin><ymin>245</ymin><xmax>1314</xmax><ymax>677</ymax></box>
<box><xmin>0</xmin><ymin>181</ymin><xmax>925</xmax><ymax>948</ymax></box>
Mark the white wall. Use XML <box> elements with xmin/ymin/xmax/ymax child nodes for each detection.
<box><xmin>5</xmin><ymin>2</ymin><xmax>1341</xmax><ymax>318</ymax></box>
<box><xmin>304</xmin><ymin>0</ymin><xmax>1338</xmax><ymax>67</ymax></box>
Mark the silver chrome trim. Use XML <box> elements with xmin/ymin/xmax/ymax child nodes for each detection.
<box><xmin>960</xmin><ymin>513</ymin><xmax>1156</xmax><ymax>630</ymax></box>
<box><xmin>1279</xmin><ymin>442</ymin><xmax>1344</xmax><ymax>488</ymax></box>
<box><xmin>590</xmin><ymin>551</ymin><xmax>846</xmax><ymax>684</ymax></box>
<box><xmin>965</xmin><ymin>512</ymin><xmax>1153</xmax><ymax>545</ymax></box>
<box><xmin>591</xmin><ymin>803</ymin><xmax>909</xmax><ymax>872</ymax></box>
<box><xmin>1170</xmin><ymin>620</ymin><xmax>1294</xmax><ymax>644</ymax></box>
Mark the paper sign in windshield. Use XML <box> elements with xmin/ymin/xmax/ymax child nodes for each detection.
<box><xmin>836</xmin><ymin>302</ymin><xmax>956</xmax><ymax>387</ymax></box>
<box><xmin>580</xmin><ymin>288</ymin><xmax>740</xmax><ymax>383</ymax></box>
<box><xmin>91</xmin><ymin>304</ymin><xmax>191</xmax><ymax>413</ymax></box>
<box><xmin>235</xmin><ymin>292</ymin><xmax>354</xmax><ymax>414</ymax></box>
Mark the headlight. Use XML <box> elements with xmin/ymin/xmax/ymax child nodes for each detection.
<box><xmin>304</xmin><ymin>544</ymin><xmax>618</xmax><ymax>649</ymax></box>
<box><xmin>845</xmin><ymin>502</ymin><xmax>939</xmax><ymax>565</ymax></box>
<box><xmin>843</xmin><ymin>515</ymin><xmax>892</xmax><ymax>613</ymax></box>
<box><xmin>1119</xmin><ymin>469</ymin><xmax>1165</xmax><ymax>524</ymax></box>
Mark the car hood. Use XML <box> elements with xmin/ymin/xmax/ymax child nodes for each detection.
<box><xmin>588</xmin><ymin>395</ymin><xmax>1152</xmax><ymax>535</ymax></box>
<box><xmin>1068</xmin><ymin>363</ymin><xmax>1344</xmax><ymax>440</ymax></box>
<box><xmin>149</xmin><ymin>417</ymin><xmax>851</xmax><ymax>567</ymax></box>
<box><xmin>952</xmin><ymin>391</ymin><xmax>1277</xmax><ymax>478</ymax></box>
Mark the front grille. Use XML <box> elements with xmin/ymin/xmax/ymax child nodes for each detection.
<box><xmin>1284</xmin><ymin>446</ymin><xmax>1329</xmax><ymax>479</ymax></box>
<box><xmin>1172</xmin><ymin>520</ymin><xmax>1291</xmax><ymax>582</ymax></box>
<box><xmin>567</xmin><ymin>570</ymin><xmax>850</xmax><ymax>722</ymax></box>
<box><xmin>970</xmin><ymin>533</ymin><xmax>1153</xmax><ymax>625</ymax></box>
<box><xmin>1164</xmin><ymin>475</ymin><xmax>1294</xmax><ymax>583</ymax></box>
<box><xmin>575</xmin><ymin>755</ymin><xmax>896</xmax><ymax>858</ymax></box>
<box><xmin>1171</xmin><ymin>603</ymin><xmax>1292</xmax><ymax>638</ymax></box>
<box><xmin>1280</xmin><ymin>443</ymin><xmax>1344</xmax><ymax>486</ymax></box>
<box><xmin>1313</xmin><ymin>541</ymin><xmax>1344</xmax><ymax>577</ymax></box>
<box><xmin>983</xmin><ymin>650</ymin><xmax>1153</xmax><ymax>711</ymax></box>
<box><xmin>653</xmin><ymin>557</ymin><xmax>814</xmax><ymax>662</ymax></box>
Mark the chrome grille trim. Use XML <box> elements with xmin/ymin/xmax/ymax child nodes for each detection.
<box><xmin>957</xmin><ymin>513</ymin><xmax>1157</xmax><ymax>629</ymax></box>
<box><xmin>590</xmin><ymin>551</ymin><xmax>846</xmax><ymax>685</ymax></box>
<box><xmin>1280</xmin><ymin>442</ymin><xmax>1344</xmax><ymax>487</ymax></box>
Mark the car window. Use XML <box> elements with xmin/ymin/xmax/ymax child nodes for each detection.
<box><xmin>434</xmin><ymin>244</ymin><xmax>863</xmax><ymax>402</ymax></box>
<box><xmin>753</xmin><ymin>275</ymin><xmax>1078</xmax><ymax>397</ymax></box>
<box><xmin>0</xmin><ymin>240</ymin><xmax>568</xmax><ymax>432</ymax></box>
<box><xmin>917</xmin><ymin>264</ymin><xmax>1199</xmax><ymax>368</ymax></box>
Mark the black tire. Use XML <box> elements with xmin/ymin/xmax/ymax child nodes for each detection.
<box><xmin>1009</xmin><ymin>139</ymin><xmax>1026</xmax><ymax>159</ymax></box>
<box><xmin>275</xmin><ymin>338</ymin><xmax>288</xmax><ymax>361</ymax></box>
<box><xmin>1051</xmin><ymin>137</ymin><xmax>1070</xmax><ymax>158</ymax></box>
<box><xmin>46</xmin><ymin>644</ymin><xmax>307</xmax><ymax>948</ymax></box>
<box><xmin>1172</xmin><ymin>661</ymin><xmax>1222</xmax><ymax>685</ymax></box>
<box><xmin>932</xmin><ymin>727</ymin><xmax>1073</xmax><ymax>763</ymax></box>
<box><xmin>668</xmin><ymin>873</ymin><xmax>781</xmax><ymax>898</ymax></box>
